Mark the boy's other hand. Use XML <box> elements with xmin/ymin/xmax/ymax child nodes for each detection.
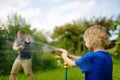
<box><xmin>57</xmin><ymin>48</ymin><xmax>68</xmax><ymax>53</ymax></box>
<box><xmin>57</xmin><ymin>48</ymin><xmax>69</xmax><ymax>58</ymax></box>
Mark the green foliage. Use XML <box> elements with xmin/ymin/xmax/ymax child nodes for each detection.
<box><xmin>32</xmin><ymin>53</ymin><xmax>58</xmax><ymax>71</ymax></box>
<box><xmin>110</xmin><ymin>15</ymin><xmax>120</xmax><ymax>60</ymax></box>
<box><xmin>7</xmin><ymin>13</ymin><xmax>33</xmax><ymax>37</ymax></box>
<box><xmin>51</xmin><ymin>17</ymin><xmax>119</xmax><ymax>55</ymax></box>
<box><xmin>0</xmin><ymin>29</ymin><xmax>17</xmax><ymax>75</ymax></box>
<box><xmin>33</xmin><ymin>31</ymin><xmax>48</xmax><ymax>43</ymax></box>
<box><xmin>31</xmin><ymin>30</ymin><xmax>58</xmax><ymax>71</ymax></box>
<box><xmin>51</xmin><ymin>22</ymin><xmax>87</xmax><ymax>54</ymax></box>
<box><xmin>114</xmin><ymin>32</ymin><xmax>120</xmax><ymax>60</ymax></box>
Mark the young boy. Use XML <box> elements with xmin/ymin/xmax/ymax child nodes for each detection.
<box><xmin>59</xmin><ymin>25</ymin><xmax>113</xmax><ymax>80</ymax></box>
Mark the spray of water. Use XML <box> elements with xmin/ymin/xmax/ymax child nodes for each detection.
<box><xmin>31</xmin><ymin>36</ymin><xmax>59</xmax><ymax>53</ymax></box>
<box><xmin>2</xmin><ymin>36</ymin><xmax>60</xmax><ymax>53</ymax></box>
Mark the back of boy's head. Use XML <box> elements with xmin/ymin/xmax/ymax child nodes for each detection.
<box><xmin>83</xmin><ymin>25</ymin><xmax>110</xmax><ymax>48</ymax></box>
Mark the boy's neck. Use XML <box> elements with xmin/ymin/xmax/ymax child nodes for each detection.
<box><xmin>94</xmin><ymin>47</ymin><xmax>105</xmax><ymax>52</ymax></box>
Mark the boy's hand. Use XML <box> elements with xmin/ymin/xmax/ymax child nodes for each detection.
<box><xmin>57</xmin><ymin>48</ymin><xmax>68</xmax><ymax>53</ymax></box>
<box><xmin>61</xmin><ymin>52</ymin><xmax>68</xmax><ymax>58</ymax></box>
<box><xmin>57</xmin><ymin>48</ymin><xmax>68</xmax><ymax>57</ymax></box>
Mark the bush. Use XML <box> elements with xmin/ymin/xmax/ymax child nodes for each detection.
<box><xmin>114</xmin><ymin>44</ymin><xmax>120</xmax><ymax>60</ymax></box>
<box><xmin>0</xmin><ymin>30</ymin><xmax>17</xmax><ymax>75</ymax></box>
<box><xmin>32</xmin><ymin>52</ymin><xmax>58</xmax><ymax>72</ymax></box>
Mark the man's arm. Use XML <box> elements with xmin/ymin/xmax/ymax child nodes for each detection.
<box><xmin>25</xmin><ymin>35</ymin><xmax>31</xmax><ymax>43</ymax></box>
<box><xmin>13</xmin><ymin>42</ymin><xmax>24</xmax><ymax>51</ymax></box>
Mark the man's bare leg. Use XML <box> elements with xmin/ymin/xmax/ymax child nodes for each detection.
<box><xmin>28</xmin><ymin>73</ymin><xmax>34</xmax><ymax>80</ymax></box>
<box><xmin>10</xmin><ymin>74</ymin><xmax>16</xmax><ymax>80</ymax></box>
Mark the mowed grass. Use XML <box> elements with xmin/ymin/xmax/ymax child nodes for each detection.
<box><xmin>112</xmin><ymin>58</ymin><xmax>120</xmax><ymax>80</ymax></box>
<box><xmin>0</xmin><ymin>67</ymin><xmax>84</xmax><ymax>80</ymax></box>
<box><xmin>0</xmin><ymin>58</ymin><xmax>120</xmax><ymax>80</ymax></box>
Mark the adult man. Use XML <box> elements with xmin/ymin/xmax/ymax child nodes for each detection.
<box><xmin>10</xmin><ymin>30</ymin><xmax>34</xmax><ymax>80</ymax></box>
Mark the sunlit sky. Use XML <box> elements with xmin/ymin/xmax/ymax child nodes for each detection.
<box><xmin>0</xmin><ymin>0</ymin><xmax>120</xmax><ymax>33</ymax></box>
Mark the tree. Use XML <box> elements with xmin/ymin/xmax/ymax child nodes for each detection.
<box><xmin>51</xmin><ymin>21</ymin><xmax>88</xmax><ymax>54</ymax></box>
<box><xmin>51</xmin><ymin>17</ymin><xmax>118</xmax><ymax>55</ymax></box>
<box><xmin>114</xmin><ymin>14</ymin><xmax>120</xmax><ymax>60</ymax></box>
<box><xmin>0</xmin><ymin>29</ymin><xmax>8</xmax><ymax>74</ymax></box>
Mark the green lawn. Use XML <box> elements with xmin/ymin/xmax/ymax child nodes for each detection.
<box><xmin>0</xmin><ymin>58</ymin><xmax>120</xmax><ymax>80</ymax></box>
<box><xmin>0</xmin><ymin>67</ymin><xmax>84</xmax><ymax>80</ymax></box>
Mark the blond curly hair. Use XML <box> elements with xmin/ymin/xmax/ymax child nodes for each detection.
<box><xmin>83</xmin><ymin>25</ymin><xmax>110</xmax><ymax>48</ymax></box>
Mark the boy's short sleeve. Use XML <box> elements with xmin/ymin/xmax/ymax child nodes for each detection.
<box><xmin>75</xmin><ymin>52</ymin><xmax>93</xmax><ymax>73</ymax></box>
